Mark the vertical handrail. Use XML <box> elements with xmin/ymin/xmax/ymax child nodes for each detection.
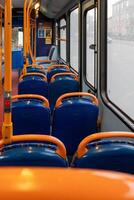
<box><xmin>2</xmin><ymin>0</ymin><xmax>12</xmax><ymax>144</ymax></box>
<box><xmin>0</xmin><ymin>8</ymin><xmax>2</xmax><ymax>94</ymax></box>
<box><xmin>28</xmin><ymin>1</ymin><xmax>38</xmax><ymax>64</ymax></box>
<box><xmin>23</xmin><ymin>0</ymin><xmax>39</xmax><ymax>74</ymax></box>
<box><xmin>27</xmin><ymin>0</ymin><xmax>33</xmax><ymax>60</ymax></box>
<box><xmin>23</xmin><ymin>0</ymin><xmax>28</xmax><ymax>74</ymax></box>
<box><xmin>33</xmin><ymin>17</ymin><xmax>36</xmax><ymax>63</ymax></box>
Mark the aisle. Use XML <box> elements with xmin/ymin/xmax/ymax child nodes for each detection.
<box><xmin>0</xmin><ymin>70</ymin><xmax>18</xmax><ymax>137</ymax></box>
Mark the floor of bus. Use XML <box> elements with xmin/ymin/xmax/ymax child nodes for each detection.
<box><xmin>0</xmin><ymin>70</ymin><xmax>18</xmax><ymax>137</ymax></box>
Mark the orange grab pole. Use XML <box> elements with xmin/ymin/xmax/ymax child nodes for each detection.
<box><xmin>23</xmin><ymin>0</ymin><xmax>28</xmax><ymax>74</ymax></box>
<box><xmin>27</xmin><ymin>0</ymin><xmax>38</xmax><ymax>64</ymax></box>
<box><xmin>12</xmin><ymin>94</ymin><xmax>49</xmax><ymax>108</ymax></box>
<box><xmin>26</xmin><ymin>0</ymin><xmax>33</xmax><ymax>61</ymax></box>
<box><xmin>23</xmin><ymin>0</ymin><xmax>36</xmax><ymax>73</ymax></box>
<box><xmin>2</xmin><ymin>0</ymin><xmax>13</xmax><ymax>144</ymax></box>
<box><xmin>77</xmin><ymin>132</ymin><xmax>134</xmax><ymax>158</ymax></box>
<box><xmin>0</xmin><ymin>8</ymin><xmax>2</xmax><ymax>94</ymax></box>
<box><xmin>56</xmin><ymin>92</ymin><xmax>99</xmax><ymax>108</ymax></box>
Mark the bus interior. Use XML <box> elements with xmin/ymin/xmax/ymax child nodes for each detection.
<box><xmin>0</xmin><ymin>0</ymin><xmax>134</xmax><ymax>199</ymax></box>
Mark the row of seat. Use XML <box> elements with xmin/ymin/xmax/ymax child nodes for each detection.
<box><xmin>7</xmin><ymin>61</ymin><xmax>134</xmax><ymax>174</ymax></box>
<box><xmin>12</xmin><ymin>92</ymin><xmax>99</xmax><ymax>155</ymax></box>
<box><xmin>19</xmin><ymin>65</ymin><xmax>79</xmax><ymax>110</ymax></box>
<box><xmin>0</xmin><ymin>132</ymin><xmax>134</xmax><ymax>174</ymax></box>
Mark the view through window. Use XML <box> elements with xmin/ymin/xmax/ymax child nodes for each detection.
<box><xmin>70</xmin><ymin>8</ymin><xmax>79</xmax><ymax>71</ymax></box>
<box><xmin>107</xmin><ymin>0</ymin><xmax>134</xmax><ymax>120</ymax></box>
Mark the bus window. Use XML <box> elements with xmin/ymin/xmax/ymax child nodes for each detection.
<box><xmin>86</xmin><ymin>8</ymin><xmax>95</xmax><ymax>87</ymax></box>
<box><xmin>70</xmin><ymin>8</ymin><xmax>78</xmax><ymax>72</ymax></box>
<box><xmin>12</xmin><ymin>27</ymin><xmax>23</xmax><ymax>49</ymax></box>
<box><xmin>107</xmin><ymin>0</ymin><xmax>134</xmax><ymax>120</ymax></box>
<box><xmin>60</xmin><ymin>19</ymin><xmax>66</xmax><ymax>61</ymax></box>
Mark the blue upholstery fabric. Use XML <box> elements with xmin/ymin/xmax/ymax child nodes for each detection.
<box><xmin>72</xmin><ymin>139</ymin><xmax>134</xmax><ymax>174</ymax></box>
<box><xmin>18</xmin><ymin>75</ymin><xmax>49</xmax><ymax>99</ymax></box>
<box><xmin>49</xmin><ymin>76</ymin><xmax>79</xmax><ymax>111</ymax></box>
<box><xmin>0</xmin><ymin>142</ymin><xmax>68</xmax><ymax>167</ymax></box>
<box><xmin>52</xmin><ymin>98</ymin><xmax>99</xmax><ymax>155</ymax></box>
<box><xmin>47</xmin><ymin>67</ymin><xmax>70</xmax><ymax>82</ymax></box>
<box><xmin>27</xmin><ymin>67</ymin><xmax>46</xmax><ymax>75</ymax></box>
<box><xmin>12</xmin><ymin>99</ymin><xmax>50</xmax><ymax>135</ymax></box>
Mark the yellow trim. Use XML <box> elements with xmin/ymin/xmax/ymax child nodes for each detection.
<box><xmin>0</xmin><ymin>8</ymin><xmax>2</xmax><ymax>94</ymax></box>
<box><xmin>2</xmin><ymin>0</ymin><xmax>13</xmax><ymax>144</ymax></box>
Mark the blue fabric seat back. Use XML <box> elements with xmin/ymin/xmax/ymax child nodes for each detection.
<box><xmin>47</xmin><ymin>67</ymin><xmax>69</xmax><ymax>82</ymax></box>
<box><xmin>18</xmin><ymin>75</ymin><xmax>49</xmax><ymax>99</ymax></box>
<box><xmin>27</xmin><ymin>67</ymin><xmax>46</xmax><ymax>75</ymax></box>
<box><xmin>0</xmin><ymin>143</ymin><xmax>68</xmax><ymax>167</ymax></box>
<box><xmin>12</xmin><ymin>99</ymin><xmax>50</xmax><ymax>134</ymax></box>
<box><xmin>49</xmin><ymin>76</ymin><xmax>79</xmax><ymax>111</ymax></box>
<box><xmin>52</xmin><ymin>98</ymin><xmax>99</xmax><ymax>155</ymax></box>
<box><xmin>72</xmin><ymin>139</ymin><xmax>134</xmax><ymax>174</ymax></box>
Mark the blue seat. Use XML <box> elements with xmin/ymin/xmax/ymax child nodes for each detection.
<box><xmin>49</xmin><ymin>73</ymin><xmax>79</xmax><ymax>111</ymax></box>
<box><xmin>47</xmin><ymin>65</ymin><xmax>70</xmax><ymax>82</ymax></box>
<box><xmin>52</xmin><ymin>93</ymin><xmax>99</xmax><ymax>155</ymax></box>
<box><xmin>0</xmin><ymin>135</ymin><xmax>68</xmax><ymax>167</ymax></box>
<box><xmin>18</xmin><ymin>73</ymin><xmax>49</xmax><ymax>99</ymax></box>
<box><xmin>12</xmin><ymin>95</ymin><xmax>50</xmax><ymax>135</ymax></box>
<box><xmin>72</xmin><ymin>132</ymin><xmax>134</xmax><ymax>174</ymax></box>
<box><xmin>26</xmin><ymin>66</ymin><xmax>46</xmax><ymax>75</ymax></box>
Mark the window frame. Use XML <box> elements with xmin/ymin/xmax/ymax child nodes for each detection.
<box><xmin>99</xmin><ymin>0</ymin><xmax>134</xmax><ymax>130</ymax></box>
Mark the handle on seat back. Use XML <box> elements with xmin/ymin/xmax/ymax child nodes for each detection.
<box><xmin>19</xmin><ymin>73</ymin><xmax>47</xmax><ymax>82</ymax></box>
<box><xmin>56</xmin><ymin>92</ymin><xmax>98</xmax><ymax>108</ymax></box>
<box><xmin>27</xmin><ymin>64</ymin><xmax>45</xmax><ymax>70</ymax></box>
<box><xmin>0</xmin><ymin>135</ymin><xmax>66</xmax><ymax>159</ymax></box>
<box><xmin>51</xmin><ymin>72</ymin><xmax>79</xmax><ymax>83</ymax></box>
<box><xmin>12</xmin><ymin>94</ymin><xmax>49</xmax><ymax>108</ymax></box>
<box><xmin>77</xmin><ymin>132</ymin><xmax>134</xmax><ymax>158</ymax></box>
<box><xmin>48</xmin><ymin>64</ymin><xmax>70</xmax><ymax>72</ymax></box>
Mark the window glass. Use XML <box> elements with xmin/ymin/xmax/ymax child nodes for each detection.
<box><xmin>86</xmin><ymin>9</ymin><xmax>95</xmax><ymax>86</ymax></box>
<box><xmin>12</xmin><ymin>27</ymin><xmax>23</xmax><ymax>49</ymax></box>
<box><xmin>70</xmin><ymin>8</ymin><xmax>79</xmax><ymax>71</ymax></box>
<box><xmin>107</xmin><ymin>0</ymin><xmax>134</xmax><ymax>120</ymax></box>
<box><xmin>60</xmin><ymin>19</ymin><xmax>66</xmax><ymax>27</ymax></box>
<box><xmin>60</xmin><ymin>19</ymin><xmax>66</xmax><ymax>61</ymax></box>
<box><xmin>60</xmin><ymin>27</ymin><xmax>66</xmax><ymax>61</ymax></box>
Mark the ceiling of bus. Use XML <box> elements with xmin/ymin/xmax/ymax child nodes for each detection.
<box><xmin>0</xmin><ymin>0</ymin><xmax>78</xmax><ymax>19</ymax></box>
<box><xmin>40</xmin><ymin>0</ymin><xmax>78</xmax><ymax>18</ymax></box>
